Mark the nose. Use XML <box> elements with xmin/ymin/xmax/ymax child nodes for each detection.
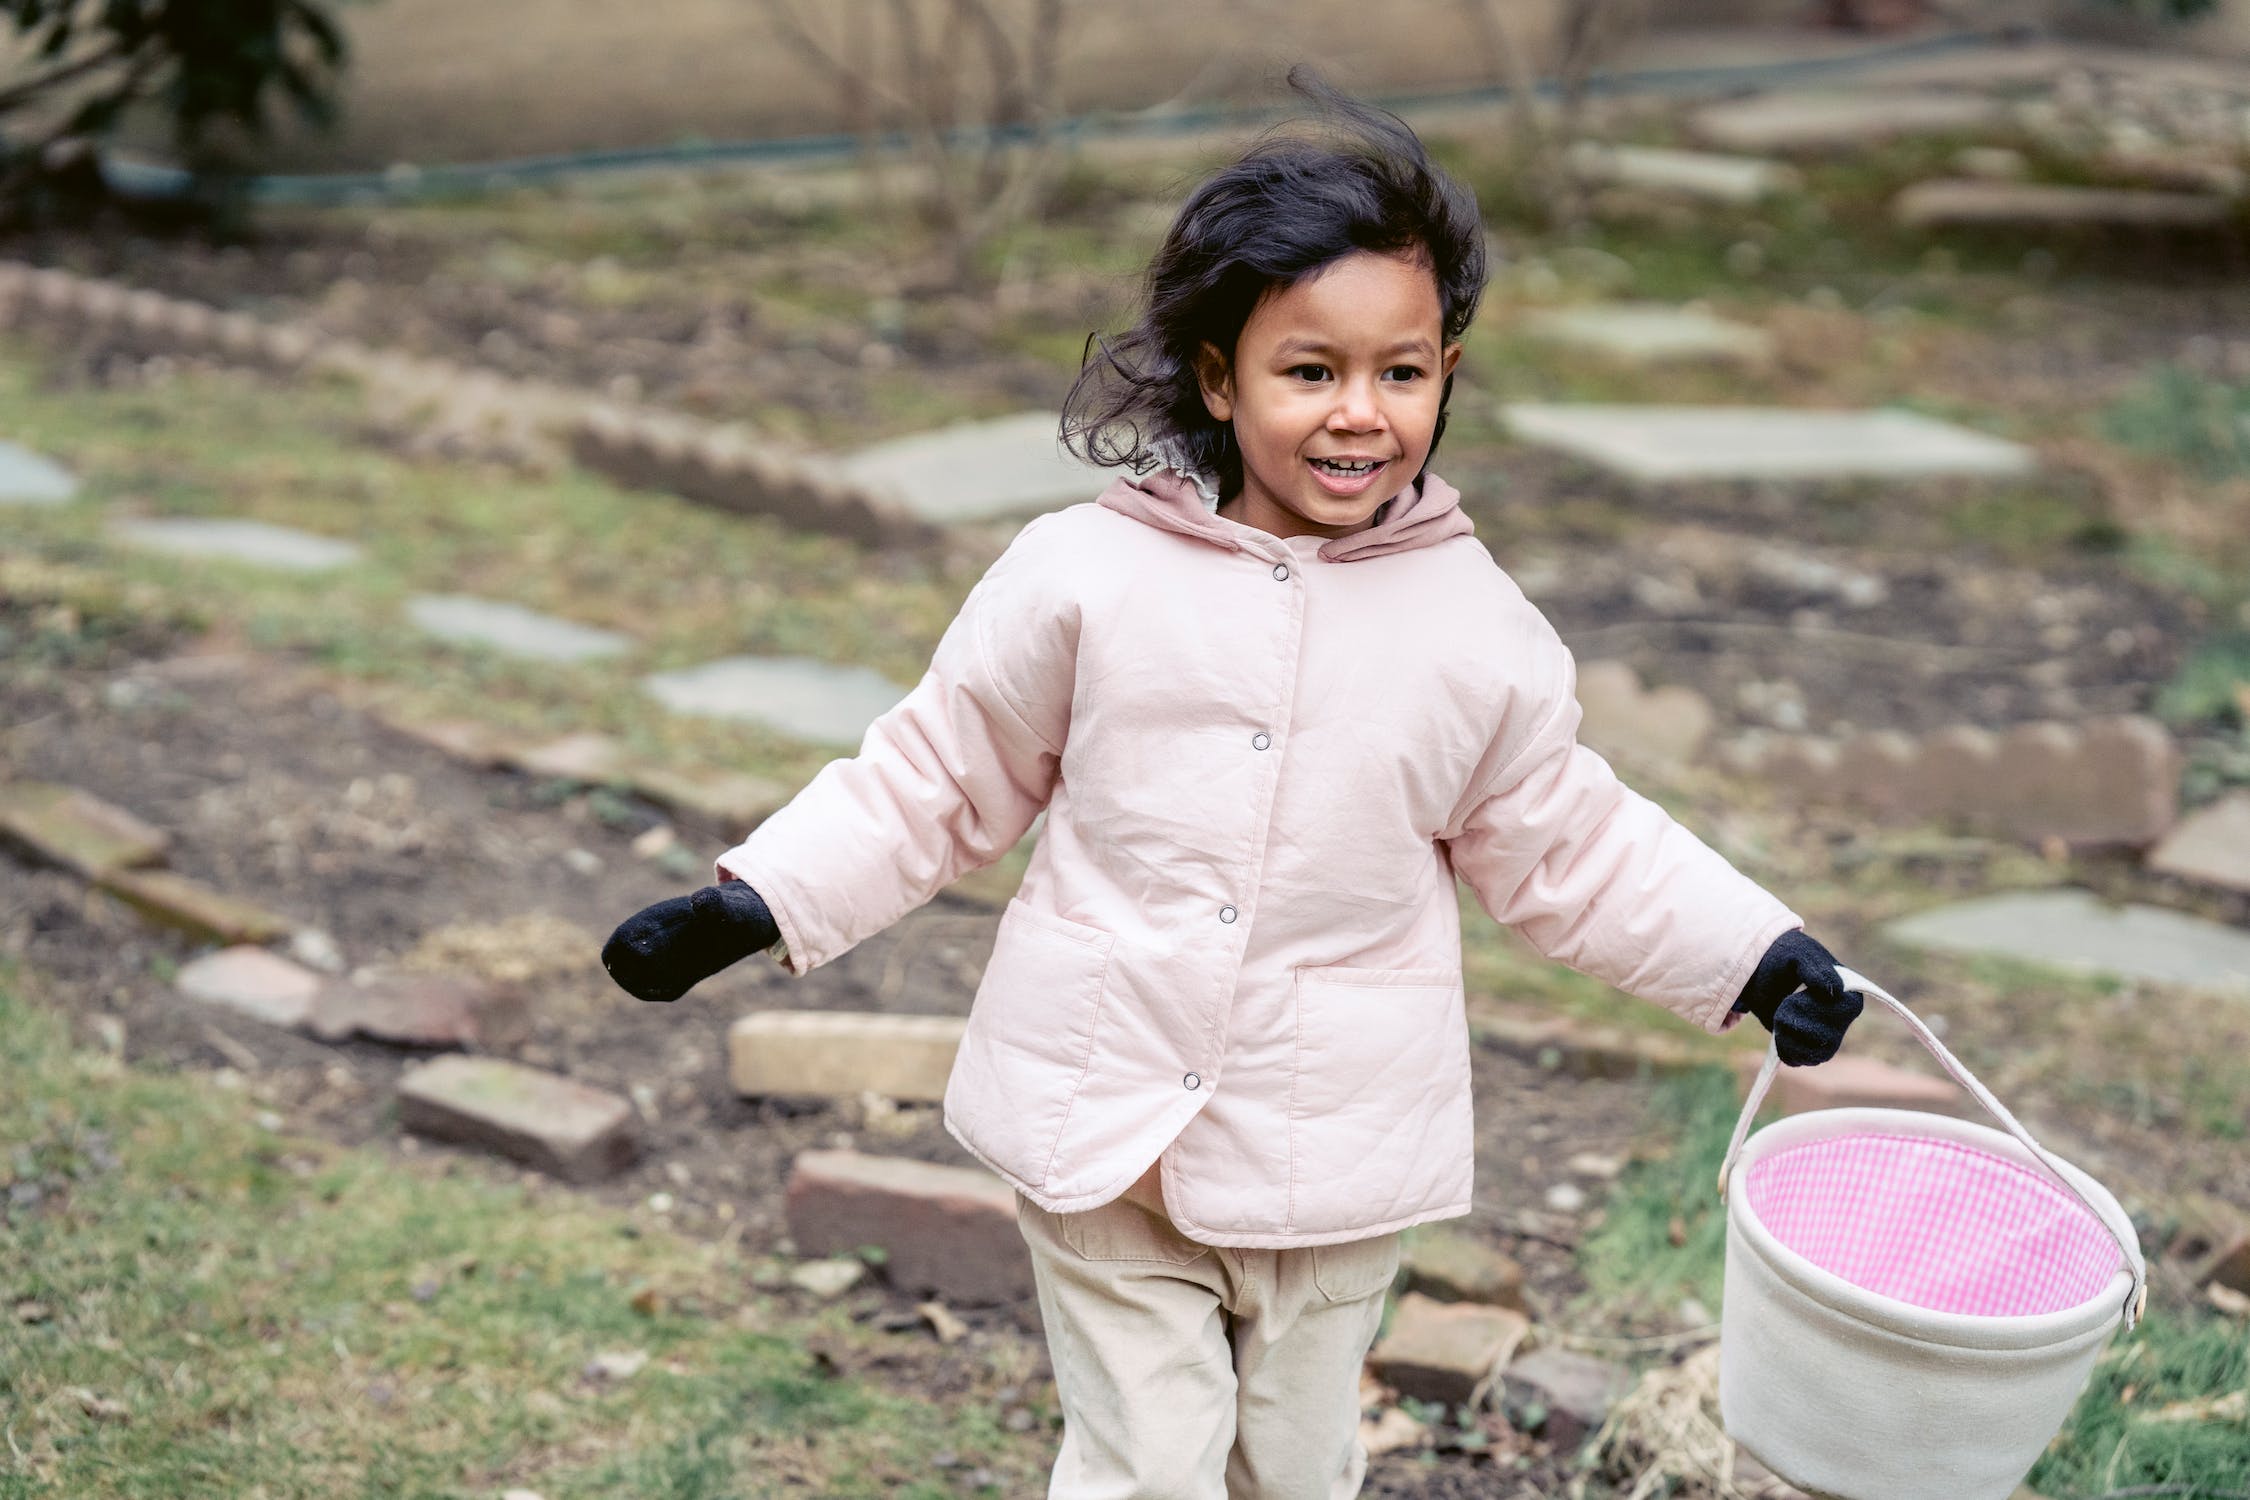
<box><xmin>1327</xmin><ymin>373</ymin><xmax>1385</xmax><ymax>434</ymax></box>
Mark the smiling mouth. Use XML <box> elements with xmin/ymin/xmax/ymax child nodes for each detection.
<box><xmin>1309</xmin><ymin>457</ymin><xmax>1386</xmax><ymax>477</ymax></box>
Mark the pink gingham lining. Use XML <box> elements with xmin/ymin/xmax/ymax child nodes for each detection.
<box><xmin>1743</xmin><ymin>1133</ymin><xmax>2126</xmax><ymax>1318</ymax></box>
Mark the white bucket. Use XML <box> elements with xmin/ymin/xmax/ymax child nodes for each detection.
<box><xmin>1717</xmin><ymin>969</ymin><xmax>2145</xmax><ymax>1500</ymax></box>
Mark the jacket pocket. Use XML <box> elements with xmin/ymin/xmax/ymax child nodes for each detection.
<box><xmin>945</xmin><ymin>897</ymin><xmax>1115</xmax><ymax>1192</ymax></box>
<box><xmin>1288</xmin><ymin>966</ymin><xmax>1476</xmax><ymax>1237</ymax></box>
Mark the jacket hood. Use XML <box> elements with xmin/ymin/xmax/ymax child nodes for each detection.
<box><xmin>1095</xmin><ymin>467</ymin><xmax>1474</xmax><ymax>563</ymax></box>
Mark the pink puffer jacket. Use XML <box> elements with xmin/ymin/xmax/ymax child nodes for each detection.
<box><xmin>716</xmin><ymin>468</ymin><xmax>1798</xmax><ymax>1247</ymax></box>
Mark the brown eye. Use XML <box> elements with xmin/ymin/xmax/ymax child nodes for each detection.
<box><xmin>1290</xmin><ymin>364</ymin><xmax>1331</xmax><ymax>383</ymax></box>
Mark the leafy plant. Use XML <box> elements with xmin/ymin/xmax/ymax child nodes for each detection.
<box><xmin>2102</xmin><ymin>365</ymin><xmax>2250</xmax><ymax>483</ymax></box>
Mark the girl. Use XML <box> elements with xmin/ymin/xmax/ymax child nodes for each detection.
<box><xmin>604</xmin><ymin>75</ymin><xmax>1860</xmax><ymax>1500</ymax></box>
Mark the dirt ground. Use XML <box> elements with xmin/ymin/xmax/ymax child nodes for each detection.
<box><xmin>1</xmin><ymin>596</ymin><xmax>1679</xmax><ymax>1496</ymax></box>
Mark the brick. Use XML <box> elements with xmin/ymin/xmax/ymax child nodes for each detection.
<box><xmin>784</xmin><ymin>1149</ymin><xmax>1028</xmax><ymax>1306</ymax></box>
<box><xmin>2149</xmin><ymin>793</ymin><xmax>2250</xmax><ymax>896</ymax></box>
<box><xmin>396</xmin><ymin>1057</ymin><xmax>638</xmax><ymax>1183</ymax></box>
<box><xmin>1369</xmin><ymin>1292</ymin><xmax>1530</xmax><ymax>1408</ymax></box>
<box><xmin>1747</xmin><ymin>1051</ymin><xmax>1972</xmax><ymax>1119</ymax></box>
<box><xmin>1574</xmin><ymin>660</ymin><xmax>1713</xmax><ymax>768</ymax></box>
<box><xmin>308</xmin><ymin>971</ymin><xmax>531</xmax><ymax>1049</ymax></box>
<box><xmin>1499</xmin><ymin>1347</ymin><xmax>1628</xmax><ymax>1449</ymax></box>
<box><xmin>1468</xmin><ymin>1002</ymin><xmax>1574</xmax><ymax>1059</ymax></box>
<box><xmin>625</xmin><ymin>765</ymin><xmax>789</xmax><ymax>834</ymax></box>
<box><xmin>176</xmin><ymin>946</ymin><xmax>324</xmax><ymax>1029</ymax></box>
<box><xmin>1913</xmin><ymin>724</ymin><xmax>2000</xmax><ymax>823</ymax></box>
<box><xmin>93</xmin><ymin>867</ymin><xmax>292</xmax><ymax>945</ymax></box>
<box><xmin>508</xmin><ymin>733</ymin><xmax>626</xmax><ymax>783</ymax></box>
<box><xmin>2067</xmin><ymin>716</ymin><xmax>2178</xmax><ymax>847</ymax></box>
<box><xmin>1400</xmin><ymin>1228</ymin><xmax>1529</xmax><ymax>1312</ymax></box>
<box><xmin>1836</xmin><ymin>730</ymin><xmax>1920</xmax><ymax>820</ymax></box>
<box><xmin>1761</xmin><ymin>737</ymin><xmax>1840</xmax><ymax>801</ymax></box>
<box><xmin>1547</xmin><ymin>1019</ymin><xmax>1707</xmax><ymax>1079</ymax></box>
<box><xmin>0</xmin><ymin>781</ymin><xmax>169</xmax><ymax>878</ymax></box>
<box><xmin>2170</xmin><ymin>1192</ymin><xmax>2250</xmax><ymax>1297</ymax></box>
<box><xmin>379</xmin><ymin>713</ymin><xmax>515</xmax><ymax>767</ymax></box>
<box><xmin>730</xmin><ymin>1011</ymin><xmax>964</xmax><ymax>1103</ymax></box>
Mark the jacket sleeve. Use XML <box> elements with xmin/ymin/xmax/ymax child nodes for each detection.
<box><xmin>1436</xmin><ymin>621</ymin><xmax>1799</xmax><ymax>1035</ymax></box>
<box><xmin>712</xmin><ymin>513</ymin><xmax>1076</xmax><ymax>975</ymax></box>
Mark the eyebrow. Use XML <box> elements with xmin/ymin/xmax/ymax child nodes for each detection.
<box><xmin>1271</xmin><ymin>336</ymin><xmax>1438</xmax><ymax>360</ymax></box>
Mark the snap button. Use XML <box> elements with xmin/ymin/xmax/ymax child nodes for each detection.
<box><xmin>1219</xmin><ymin>905</ymin><xmax>1237</xmax><ymax>924</ymax></box>
<box><xmin>1252</xmin><ymin>732</ymin><xmax>1270</xmax><ymax>751</ymax></box>
<box><xmin>1183</xmin><ymin>1072</ymin><xmax>1201</xmax><ymax>1090</ymax></box>
<box><xmin>1272</xmin><ymin>562</ymin><xmax>1290</xmax><ymax>581</ymax></box>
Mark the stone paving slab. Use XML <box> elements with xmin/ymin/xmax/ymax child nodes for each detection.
<box><xmin>785</xmin><ymin>1148</ymin><xmax>1029</xmax><ymax>1306</ymax></box>
<box><xmin>0</xmin><ymin>440</ymin><xmax>77</xmax><ymax>506</ymax></box>
<box><xmin>836</xmin><ymin>411</ymin><xmax>1108</xmax><ymax>523</ymax></box>
<box><xmin>406</xmin><ymin>594</ymin><xmax>633</xmax><ymax>663</ymax></box>
<box><xmin>1501</xmin><ymin>405</ymin><xmax>2034</xmax><ymax>484</ymax></box>
<box><xmin>1895</xmin><ymin>180</ymin><xmax>2236</xmax><ymax>232</ymax></box>
<box><xmin>643</xmin><ymin>655</ymin><xmax>910</xmax><ymax>747</ymax></box>
<box><xmin>1690</xmin><ymin>89</ymin><xmax>2002</xmax><ymax>154</ymax></box>
<box><xmin>1883</xmin><ymin>889</ymin><xmax>2250</xmax><ymax>993</ymax></box>
<box><xmin>2147</xmin><ymin>794</ymin><xmax>2250</xmax><ymax>896</ymax></box>
<box><xmin>93</xmin><ymin>867</ymin><xmax>294</xmax><ymax>945</ymax></box>
<box><xmin>1565</xmin><ymin>142</ymin><xmax>1800</xmax><ymax>205</ymax></box>
<box><xmin>397</xmin><ymin>1056</ymin><xmax>639</xmax><ymax>1183</ymax></box>
<box><xmin>176</xmin><ymin>946</ymin><xmax>325</xmax><ymax>1030</ymax></box>
<box><xmin>0</xmin><ymin>780</ymin><xmax>169</xmax><ymax>878</ymax></box>
<box><xmin>1524</xmin><ymin>303</ymin><xmax>1775</xmax><ymax>367</ymax></box>
<box><xmin>110</xmin><ymin>517</ymin><xmax>364</xmax><ymax>572</ymax></box>
<box><xmin>730</xmin><ymin>1011</ymin><xmax>965</xmax><ymax>1103</ymax></box>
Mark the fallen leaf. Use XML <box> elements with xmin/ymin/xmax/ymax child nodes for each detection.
<box><xmin>70</xmin><ymin>1388</ymin><xmax>129</xmax><ymax>1422</ymax></box>
<box><xmin>582</xmin><ymin>1349</ymin><xmax>648</xmax><ymax>1384</ymax></box>
<box><xmin>14</xmin><ymin>1300</ymin><xmax>51</xmax><ymax>1324</ymax></box>
<box><xmin>2140</xmin><ymin>1389</ymin><xmax>2247</xmax><ymax>1425</ymax></box>
<box><xmin>630</xmin><ymin>1286</ymin><xmax>662</xmax><ymax>1317</ymax></box>
<box><xmin>916</xmin><ymin>1300</ymin><xmax>969</xmax><ymax>1345</ymax></box>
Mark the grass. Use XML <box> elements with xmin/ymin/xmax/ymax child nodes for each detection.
<box><xmin>0</xmin><ymin>969</ymin><xmax>1040</xmax><ymax>1498</ymax></box>
<box><xmin>1574</xmin><ymin>1068</ymin><xmax>1744</xmax><ymax>1322</ymax></box>
<box><xmin>2103</xmin><ymin>365</ymin><xmax>2250</xmax><ymax>484</ymax></box>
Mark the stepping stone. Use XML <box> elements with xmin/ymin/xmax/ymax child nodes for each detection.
<box><xmin>1499</xmin><ymin>1347</ymin><xmax>1629</xmax><ymax>1450</ymax></box>
<box><xmin>406</xmin><ymin>594</ymin><xmax>632</xmax><ymax>663</ymax></box>
<box><xmin>0</xmin><ymin>440</ymin><xmax>77</xmax><ymax>506</ymax></box>
<box><xmin>176</xmin><ymin>946</ymin><xmax>325</xmax><ymax>1030</ymax></box>
<box><xmin>730</xmin><ymin>1011</ymin><xmax>966</xmax><ymax>1104</ymax></box>
<box><xmin>396</xmin><ymin>1056</ymin><xmax>639</xmax><ymax>1183</ymax></box>
<box><xmin>2148</xmin><ymin>794</ymin><xmax>2250</xmax><ymax>896</ymax></box>
<box><xmin>1690</xmin><ymin>90</ymin><xmax>2001</xmax><ymax>154</ymax></box>
<box><xmin>837</xmin><ymin>411</ymin><xmax>1107</xmax><ymax>523</ymax></box>
<box><xmin>643</xmin><ymin>655</ymin><xmax>909</xmax><ymax>748</ymax></box>
<box><xmin>1400</xmin><ymin>1228</ymin><xmax>1529</xmax><ymax>1312</ymax></box>
<box><xmin>1368</xmin><ymin>1292</ymin><xmax>1530</xmax><ymax>1407</ymax></box>
<box><xmin>785</xmin><ymin>1148</ymin><xmax>1029</xmax><ymax>1306</ymax></box>
<box><xmin>1883</xmin><ymin>889</ymin><xmax>2250</xmax><ymax>994</ymax></box>
<box><xmin>110</xmin><ymin>517</ymin><xmax>362</xmax><ymax>572</ymax></box>
<box><xmin>307</xmin><ymin>970</ymin><xmax>530</xmax><ymax>1049</ymax></box>
<box><xmin>1565</xmin><ymin>142</ymin><xmax>1800</xmax><ymax>205</ymax></box>
<box><xmin>0</xmin><ymin>781</ymin><xmax>168</xmax><ymax>878</ymax></box>
<box><xmin>1524</xmin><ymin>303</ymin><xmax>1775</xmax><ymax>367</ymax></box>
<box><xmin>1501</xmin><ymin>405</ymin><xmax>2033</xmax><ymax>484</ymax></box>
<box><xmin>1895</xmin><ymin>181</ymin><xmax>2235</xmax><ymax>232</ymax></box>
<box><xmin>92</xmin><ymin>868</ymin><xmax>292</xmax><ymax>945</ymax></box>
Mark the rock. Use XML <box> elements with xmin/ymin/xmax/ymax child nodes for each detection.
<box><xmin>642</xmin><ymin>655</ymin><xmax>910</xmax><ymax>749</ymax></box>
<box><xmin>1544</xmin><ymin>1183</ymin><xmax>1589</xmax><ymax>1214</ymax></box>
<box><xmin>406</xmin><ymin>594</ymin><xmax>633</xmax><ymax>664</ymax></box>
<box><xmin>307</xmin><ymin>970</ymin><xmax>530</xmax><ymax>1049</ymax></box>
<box><xmin>288</xmin><ymin>927</ymin><xmax>347</xmax><ymax>975</ymax></box>
<box><xmin>1691</xmin><ymin>91</ymin><xmax>2001</xmax><ymax>154</ymax></box>
<box><xmin>1499</xmin><ymin>1347</ymin><xmax>1628</xmax><ymax>1450</ymax></box>
<box><xmin>1523</xmin><ymin>303</ymin><xmax>1775</xmax><ymax>367</ymax></box>
<box><xmin>1367</xmin><ymin>1292</ymin><xmax>1531</xmax><ymax>1408</ymax></box>
<box><xmin>1882</xmin><ymin>889</ymin><xmax>2250</xmax><ymax>994</ymax></box>
<box><xmin>1836</xmin><ymin>731</ymin><xmax>1921</xmax><ymax>821</ymax></box>
<box><xmin>786</xmin><ymin>1258</ymin><xmax>867</xmax><ymax>1299</ymax></box>
<box><xmin>108</xmin><ymin>516</ymin><xmax>363</xmax><ymax>572</ymax></box>
<box><xmin>1912</xmin><ymin>725</ymin><xmax>2002</xmax><ymax>822</ymax></box>
<box><xmin>838</xmin><ymin>410</ymin><xmax>1111</xmax><ymax>523</ymax></box>
<box><xmin>1954</xmin><ymin>146</ymin><xmax>2028</xmax><ymax>180</ymax></box>
<box><xmin>2170</xmin><ymin>1192</ymin><xmax>2250</xmax><ymax>1297</ymax></box>
<box><xmin>1358</xmin><ymin>1405</ymin><xmax>1430</xmax><ymax>1458</ymax></box>
<box><xmin>175</xmin><ymin>946</ymin><xmax>325</xmax><ymax>1030</ymax></box>
<box><xmin>1400</xmin><ymin>1228</ymin><xmax>1530</xmax><ymax>1312</ymax></box>
<box><xmin>1745</xmin><ymin>1051</ymin><xmax>1973</xmax><ymax>1120</ymax></box>
<box><xmin>92</xmin><ymin>868</ymin><xmax>292</xmax><ymax>945</ymax></box>
<box><xmin>581</xmin><ymin>1349</ymin><xmax>648</xmax><ymax>1384</ymax></box>
<box><xmin>2148</xmin><ymin>793</ymin><xmax>2250</xmax><ymax>896</ymax></box>
<box><xmin>623</xmin><ymin>765</ymin><xmax>790</xmax><ymax>835</ymax></box>
<box><xmin>507</xmin><ymin>733</ymin><xmax>626</xmax><ymax>783</ymax></box>
<box><xmin>0</xmin><ymin>781</ymin><xmax>169</xmax><ymax>878</ymax></box>
<box><xmin>729</xmin><ymin>1010</ymin><xmax>966</xmax><ymax>1104</ymax></box>
<box><xmin>1501</xmin><ymin>405</ymin><xmax>2032</xmax><ymax>485</ymax></box>
<box><xmin>1573</xmin><ymin>660</ymin><xmax>1714</xmax><ymax>769</ymax></box>
<box><xmin>0</xmin><ymin>440</ymin><xmax>78</xmax><ymax>506</ymax></box>
<box><xmin>1895</xmin><ymin>180</ymin><xmax>2234</xmax><ymax>232</ymax></box>
<box><xmin>397</xmin><ymin>1057</ymin><xmax>639</xmax><ymax>1183</ymax></box>
<box><xmin>1564</xmin><ymin>142</ymin><xmax>1800</xmax><ymax>205</ymax></box>
<box><xmin>785</xmin><ymin>1149</ymin><xmax>1029</xmax><ymax>1306</ymax></box>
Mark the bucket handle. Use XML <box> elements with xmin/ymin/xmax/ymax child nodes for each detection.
<box><xmin>1717</xmin><ymin>966</ymin><xmax>2147</xmax><ymax>1333</ymax></box>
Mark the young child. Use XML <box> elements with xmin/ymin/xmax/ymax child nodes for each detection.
<box><xmin>603</xmin><ymin>76</ymin><xmax>1861</xmax><ymax>1500</ymax></box>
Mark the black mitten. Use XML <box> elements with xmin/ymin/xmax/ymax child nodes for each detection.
<box><xmin>601</xmin><ymin>881</ymin><xmax>780</xmax><ymax>1003</ymax></box>
<box><xmin>1732</xmin><ymin>929</ymin><xmax>1862</xmax><ymax>1067</ymax></box>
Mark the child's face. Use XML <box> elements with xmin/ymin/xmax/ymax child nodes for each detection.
<box><xmin>1195</xmin><ymin>249</ymin><xmax>1461</xmax><ymax>541</ymax></box>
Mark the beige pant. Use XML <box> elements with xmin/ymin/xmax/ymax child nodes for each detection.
<box><xmin>1015</xmin><ymin>1161</ymin><xmax>1402</xmax><ymax>1500</ymax></box>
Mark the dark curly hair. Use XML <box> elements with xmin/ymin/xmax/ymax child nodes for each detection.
<box><xmin>1060</xmin><ymin>68</ymin><xmax>1488</xmax><ymax>502</ymax></box>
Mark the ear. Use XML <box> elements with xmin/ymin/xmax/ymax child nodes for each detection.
<box><xmin>1440</xmin><ymin>341</ymin><xmax>1463</xmax><ymax>382</ymax></box>
<box><xmin>1193</xmin><ymin>340</ymin><xmax>1234</xmax><ymax>423</ymax></box>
